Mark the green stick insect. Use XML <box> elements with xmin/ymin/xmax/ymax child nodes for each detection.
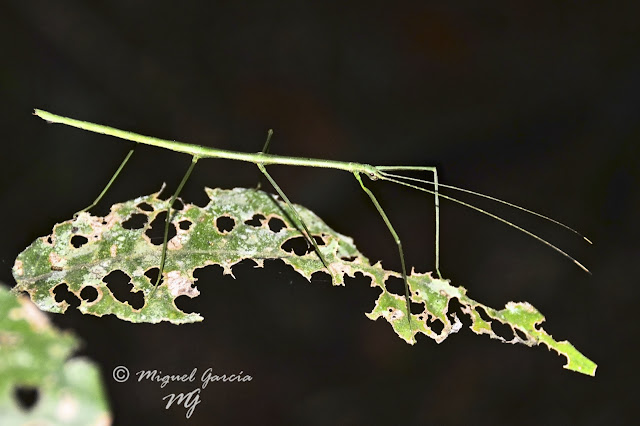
<box><xmin>33</xmin><ymin>109</ymin><xmax>591</xmax><ymax>334</ymax></box>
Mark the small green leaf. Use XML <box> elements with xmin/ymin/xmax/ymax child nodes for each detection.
<box><xmin>0</xmin><ymin>284</ymin><xmax>111</xmax><ymax>425</ymax></box>
<box><xmin>12</xmin><ymin>187</ymin><xmax>596</xmax><ymax>375</ymax></box>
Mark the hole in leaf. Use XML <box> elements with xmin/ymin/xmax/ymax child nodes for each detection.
<box><xmin>145</xmin><ymin>268</ymin><xmax>164</xmax><ymax>288</ymax></box>
<box><xmin>448</xmin><ymin>297</ymin><xmax>471</xmax><ymax>328</ymax></box>
<box><xmin>80</xmin><ymin>286</ymin><xmax>98</xmax><ymax>302</ymax></box>
<box><xmin>52</xmin><ymin>283</ymin><xmax>80</xmax><ymax>309</ymax></box>
<box><xmin>71</xmin><ymin>226</ymin><xmax>78</xmax><ymax>233</ymax></box>
<box><xmin>310</xmin><ymin>269</ymin><xmax>333</xmax><ymax>284</ymax></box>
<box><xmin>282</xmin><ymin>236</ymin><xmax>310</xmax><ymax>255</ymax></box>
<box><xmin>427</xmin><ymin>317</ymin><xmax>444</xmax><ymax>334</ymax></box>
<box><xmin>410</xmin><ymin>301</ymin><xmax>424</xmax><ymax>315</ymax></box>
<box><xmin>46</xmin><ymin>236</ymin><xmax>52</xmax><ymax>244</ymax></box>
<box><xmin>145</xmin><ymin>212</ymin><xmax>176</xmax><ymax>245</ymax></box>
<box><xmin>103</xmin><ymin>270</ymin><xmax>144</xmax><ymax>309</ymax></box>
<box><xmin>384</xmin><ymin>276</ymin><xmax>405</xmax><ymax>296</ymax></box>
<box><xmin>514</xmin><ymin>328</ymin><xmax>528</xmax><ymax>341</ymax></box>
<box><xmin>491</xmin><ymin>320</ymin><xmax>515</xmax><ymax>341</ymax></box>
<box><xmin>137</xmin><ymin>202</ymin><xmax>154</xmax><ymax>212</ymax></box>
<box><xmin>245</xmin><ymin>214</ymin><xmax>265</xmax><ymax>227</ymax></box>
<box><xmin>340</xmin><ymin>256</ymin><xmax>357</xmax><ymax>262</ymax></box>
<box><xmin>216</xmin><ymin>216</ymin><xmax>235</xmax><ymax>233</ymax></box>
<box><xmin>476</xmin><ymin>306</ymin><xmax>492</xmax><ymax>323</ymax></box>
<box><xmin>179</xmin><ymin>220</ymin><xmax>192</xmax><ymax>230</ymax></box>
<box><xmin>122</xmin><ymin>213</ymin><xmax>148</xmax><ymax>230</ymax></box>
<box><xmin>70</xmin><ymin>235</ymin><xmax>88</xmax><ymax>248</ymax></box>
<box><xmin>175</xmin><ymin>295</ymin><xmax>197</xmax><ymax>314</ymax></box>
<box><xmin>343</xmin><ymin>270</ymin><xmax>369</xmax><ymax>285</ymax></box>
<box><xmin>14</xmin><ymin>386</ymin><xmax>39</xmax><ymax>410</ymax></box>
<box><xmin>171</xmin><ymin>198</ymin><xmax>184</xmax><ymax>210</ymax></box>
<box><xmin>268</xmin><ymin>217</ymin><xmax>287</xmax><ymax>232</ymax></box>
<box><xmin>280</xmin><ymin>235</ymin><xmax>325</xmax><ymax>256</ymax></box>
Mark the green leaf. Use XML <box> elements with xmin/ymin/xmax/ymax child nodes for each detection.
<box><xmin>0</xmin><ymin>284</ymin><xmax>111</xmax><ymax>425</ymax></box>
<box><xmin>12</xmin><ymin>187</ymin><xmax>596</xmax><ymax>375</ymax></box>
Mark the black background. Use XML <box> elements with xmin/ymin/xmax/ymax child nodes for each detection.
<box><xmin>1</xmin><ymin>1</ymin><xmax>637</xmax><ymax>425</ymax></box>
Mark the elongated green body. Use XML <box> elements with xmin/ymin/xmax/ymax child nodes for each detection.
<box><xmin>35</xmin><ymin>109</ymin><xmax>376</xmax><ymax>174</ymax></box>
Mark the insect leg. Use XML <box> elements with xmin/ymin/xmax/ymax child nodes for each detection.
<box><xmin>354</xmin><ymin>172</ymin><xmax>413</xmax><ymax>335</ymax></box>
<box><xmin>375</xmin><ymin>166</ymin><xmax>441</xmax><ymax>279</ymax></box>
<box><xmin>256</xmin><ymin>129</ymin><xmax>274</xmax><ymax>190</ymax></box>
<box><xmin>257</xmin><ymin>163</ymin><xmax>335</xmax><ymax>283</ymax></box>
<box><xmin>261</xmin><ymin>129</ymin><xmax>274</xmax><ymax>154</ymax></box>
<box><xmin>150</xmin><ymin>156</ymin><xmax>199</xmax><ymax>297</ymax></box>
<box><xmin>73</xmin><ymin>148</ymin><xmax>135</xmax><ymax>218</ymax></box>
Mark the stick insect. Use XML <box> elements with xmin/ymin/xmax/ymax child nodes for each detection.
<box><xmin>33</xmin><ymin>109</ymin><xmax>591</xmax><ymax>333</ymax></box>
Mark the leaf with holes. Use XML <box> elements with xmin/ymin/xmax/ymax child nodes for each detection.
<box><xmin>0</xmin><ymin>284</ymin><xmax>110</xmax><ymax>424</ymax></box>
<box><xmin>12</xmin><ymin>187</ymin><xmax>596</xmax><ymax>375</ymax></box>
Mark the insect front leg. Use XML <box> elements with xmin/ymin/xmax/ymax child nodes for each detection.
<box><xmin>375</xmin><ymin>165</ymin><xmax>441</xmax><ymax>279</ymax></box>
<box><xmin>354</xmin><ymin>171</ymin><xmax>414</xmax><ymax>338</ymax></box>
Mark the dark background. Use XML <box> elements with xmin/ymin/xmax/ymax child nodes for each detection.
<box><xmin>1</xmin><ymin>1</ymin><xmax>637</xmax><ymax>425</ymax></box>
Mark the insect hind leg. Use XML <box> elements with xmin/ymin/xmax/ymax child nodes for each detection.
<box><xmin>149</xmin><ymin>156</ymin><xmax>199</xmax><ymax>298</ymax></box>
<box><xmin>73</xmin><ymin>148</ymin><xmax>135</xmax><ymax>218</ymax></box>
<box><xmin>257</xmin><ymin>163</ymin><xmax>335</xmax><ymax>283</ymax></box>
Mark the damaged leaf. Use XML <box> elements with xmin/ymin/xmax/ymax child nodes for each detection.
<box><xmin>12</xmin><ymin>187</ymin><xmax>596</xmax><ymax>375</ymax></box>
